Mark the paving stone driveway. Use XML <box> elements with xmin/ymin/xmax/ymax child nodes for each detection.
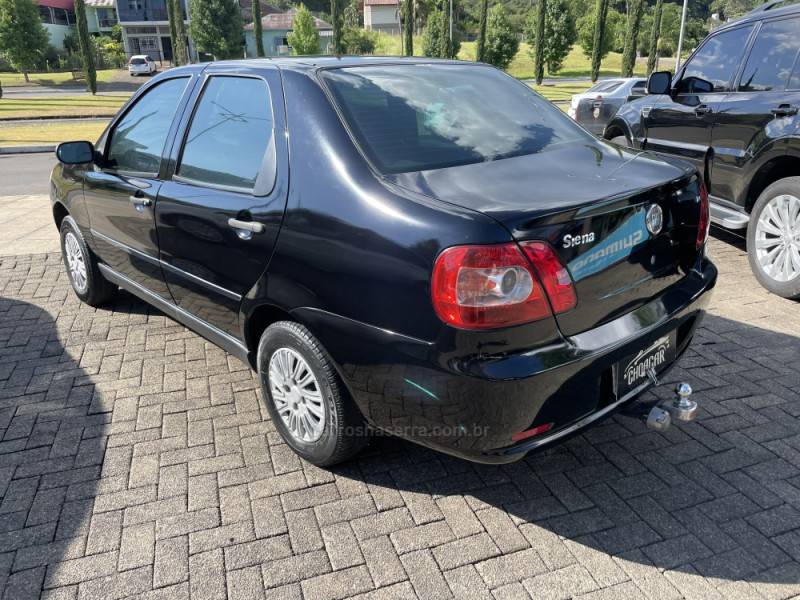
<box><xmin>1</xmin><ymin>196</ymin><xmax>800</xmax><ymax>600</ymax></box>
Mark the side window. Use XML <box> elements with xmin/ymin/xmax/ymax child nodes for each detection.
<box><xmin>177</xmin><ymin>76</ymin><xmax>275</xmax><ymax>192</ymax></box>
<box><xmin>107</xmin><ymin>77</ymin><xmax>188</xmax><ymax>174</ymax></box>
<box><xmin>740</xmin><ymin>18</ymin><xmax>800</xmax><ymax>92</ymax></box>
<box><xmin>678</xmin><ymin>26</ymin><xmax>754</xmax><ymax>93</ymax></box>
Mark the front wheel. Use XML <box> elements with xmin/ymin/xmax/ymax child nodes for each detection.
<box><xmin>747</xmin><ymin>177</ymin><xmax>800</xmax><ymax>299</ymax></box>
<box><xmin>257</xmin><ymin>321</ymin><xmax>369</xmax><ymax>466</ymax></box>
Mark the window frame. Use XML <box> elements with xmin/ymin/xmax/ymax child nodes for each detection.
<box><xmin>171</xmin><ymin>73</ymin><xmax>278</xmax><ymax>197</ymax></box>
<box><xmin>101</xmin><ymin>75</ymin><xmax>193</xmax><ymax>179</ymax></box>
<box><xmin>675</xmin><ymin>24</ymin><xmax>757</xmax><ymax>95</ymax></box>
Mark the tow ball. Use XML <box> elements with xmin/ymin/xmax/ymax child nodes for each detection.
<box><xmin>646</xmin><ymin>383</ymin><xmax>697</xmax><ymax>432</ymax></box>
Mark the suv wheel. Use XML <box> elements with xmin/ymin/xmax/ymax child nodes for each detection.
<box><xmin>59</xmin><ymin>216</ymin><xmax>117</xmax><ymax>306</ymax></box>
<box><xmin>257</xmin><ymin>321</ymin><xmax>369</xmax><ymax>466</ymax></box>
<box><xmin>747</xmin><ymin>177</ymin><xmax>800</xmax><ymax>299</ymax></box>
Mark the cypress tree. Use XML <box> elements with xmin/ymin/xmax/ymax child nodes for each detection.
<box><xmin>331</xmin><ymin>0</ymin><xmax>344</xmax><ymax>54</ymax></box>
<box><xmin>172</xmin><ymin>0</ymin><xmax>189</xmax><ymax>64</ymax></box>
<box><xmin>166</xmin><ymin>0</ymin><xmax>180</xmax><ymax>64</ymax></box>
<box><xmin>589</xmin><ymin>0</ymin><xmax>608</xmax><ymax>82</ymax></box>
<box><xmin>476</xmin><ymin>0</ymin><xmax>488</xmax><ymax>62</ymax></box>
<box><xmin>647</xmin><ymin>0</ymin><xmax>663</xmax><ymax>75</ymax></box>
<box><xmin>532</xmin><ymin>0</ymin><xmax>546</xmax><ymax>85</ymax></box>
<box><xmin>620</xmin><ymin>0</ymin><xmax>643</xmax><ymax>77</ymax></box>
<box><xmin>403</xmin><ymin>0</ymin><xmax>413</xmax><ymax>56</ymax></box>
<box><xmin>253</xmin><ymin>0</ymin><xmax>265</xmax><ymax>57</ymax></box>
<box><xmin>74</xmin><ymin>0</ymin><xmax>96</xmax><ymax>94</ymax></box>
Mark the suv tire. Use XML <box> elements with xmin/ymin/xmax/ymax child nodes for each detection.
<box><xmin>747</xmin><ymin>177</ymin><xmax>800</xmax><ymax>299</ymax></box>
<box><xmin>257</xmin><ymin>321</ymin><xmax>369</xmax><ymax>466</ymax></box>
<box><xmin>60</xmin><ymin>216</ymin><xmax>117</xmax><ymax>306</ymax></box>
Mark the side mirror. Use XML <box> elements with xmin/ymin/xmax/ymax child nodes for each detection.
<box><xmin>647</xmin><ymin>71</ymin><xmax>672</xmax><ymax>95</ymax></box>
<box><xmin>56</xmin><ymin>141</ymin><xmax>94</xmax><ymax>165</ymax></box>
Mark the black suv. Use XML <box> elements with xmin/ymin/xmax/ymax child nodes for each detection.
<box><xmin>51</xmin><ymin>58</ymin><xmax>716</xmax><ymax>466</ymax></box>
<box><xmin>607</xmin><ymin>0</ymin><xmax>800</xmax><ymax>299</ymax></box>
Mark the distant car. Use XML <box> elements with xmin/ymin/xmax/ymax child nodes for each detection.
<box><xmin>568</xmin><ymin>78</ymin><xmax>647</xmax><ymax>136</ymax></box>
<box><xmin>128</xmin><ymin>55</ymin><xmax>157</xmax><ymax>76</ymax></box>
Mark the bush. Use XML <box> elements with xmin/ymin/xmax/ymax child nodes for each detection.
<box><xmin>287</xmin><ymin>4</ymin><xmax>320</xmax><ymax>55</ymax></box>
<box><xmin>483</xmin><ymin>5</ymin><xmax>518</xmax><ymax>70</ymax></box>
<box><xmin>343</xmin><ymin>27</ymin><xmax>377</xmax><ymax>54</ymax></box>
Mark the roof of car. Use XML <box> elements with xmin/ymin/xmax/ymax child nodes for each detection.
<box><xmin>716</xmin><ymin>0</ymin><xmax>800</xmax><ymax>30</ymax></box>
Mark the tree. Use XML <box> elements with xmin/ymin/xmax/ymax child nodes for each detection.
<box><xmin>475</xmin><ymin>0</ymin><xmax>488</xmax><ymax>62</ymax></box>
<box><xmin>403</xmin><ymin>0</ymin><xmax>414</xmax><ymax>56</ymax></box>
<box><xmin>287</xmin><ymin>4</ymin><xmax>320</xmax><ymax>55</ymax></box>
<box><xmin>525</xmin><ymin>0</ymin><xmax>575</xmax><ymax>76</ymax></box>
<box><xmin>166</xmin><ymin>0</ymin><xmax>179</xmax><ymax>64</ymax></box>
<box><xmin>529</xmin><ymin>0</ymin><xmax>546</xmax><ymax>84</ymax></box>
<box><xmin>344</xmin><ymin>0</ymin><xmax>359</xmax><ymax>27</ymax></box>
<box><xmin>171</xmin><ymin>0</ymin><xmax>189</xmax><ymax>64</ymax></box>
<box><xmin>646</xmin><ymin>0</ymin><xmax>663</xmax><ymax>74</ymax></box>
<box><xmin>483</xmin><ymin>4</ymin><xmax>518</xmax><ymax>70</ymax></box>
<box><xmin>189</xmin><ymin>0</ymin><xmax>243</xmax><ymax>60</ymax></box>
<box><xmin>74</xmin><ymin>0</ymin><xmax>97</xmax><ymax>94</ymax></box>
<box><xmin>421</xmin><ymin>0</ymin><xmax>459</xmax><ymax>59</ymax></box>
<box><xmin>620</xmin><ymin>0</ymin><xmax>643</xmax><ymax>77</ymax></box>
<box><xmin>589</xmin><ymin>0</ymin><xmax>608</xmax><ymax>82</ymax></box>
<box><xmin>331</xmin><ymin>0</ymin><xmax>344</xmax><ymax>54</ymax></box>
<box><xmin>253</xmin><ymin>0</ymin><xmax>265</xmax><ymax>57</ymax></box>
<box><xmin>0</xmin><ymin>0</ymin><xmax>49</xmax><ymax>82</ymax></box>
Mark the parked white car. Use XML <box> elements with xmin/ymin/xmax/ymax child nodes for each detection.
<box><xmin>128</xmin><ymin>55</ymin><xmax>158</xmax><ymax>76</ymax></box>
<box><xmin>567</xmin><ymin>78</ymin><xmax>647</xmax><ymax>135</ymax></box>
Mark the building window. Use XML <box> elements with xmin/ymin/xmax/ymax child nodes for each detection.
<box><xmin>38</xmin><ymin>6</ymin><xmax>54</xmax><ymax>24</ymax></box>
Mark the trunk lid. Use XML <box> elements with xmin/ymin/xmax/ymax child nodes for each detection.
<box><xmin>387</xmin><ymin>143</ymin><xmax>703</xmax><ymax>336</ymax></box>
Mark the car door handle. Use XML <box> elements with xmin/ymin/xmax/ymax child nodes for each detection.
<box><xmin>228</xmin><ymin>218</ymin><xmax>264</xmax><ymax>240</ymax></box>
<box><xmin>128</xmin><ymin>195</ymin><xmax>152</xmax><ymax>211</ymax></box>
<box><xmin>694</xmin><ymin>105</ymin><xmax>712</xmax><ymax>116</ymax></box>
<box><xmin>771</xmin><ymin>104</ymin><xmax>798</xmax><ymax>117</ymax></box>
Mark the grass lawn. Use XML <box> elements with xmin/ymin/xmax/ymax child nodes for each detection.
<box><xmin>0</xmin><ymin>95</ymin><xmax>129</xmax><ymax>120</ymax></box>
<box><xmin>530</xmin><ymin>81</ymin><xmax>591</xmax><ymax>102</ymax></box>
<box><xmin>0</xmin><ymin>120</ymin><xmax>108</xmax><ymax>146</ymax></box>
<box><xmin>0</xmin><ymin>69</ymin><xmax>118</xmax><ymax>88</ymax></box>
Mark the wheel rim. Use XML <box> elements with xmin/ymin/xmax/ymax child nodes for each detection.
<box><xmin>64</xmin><ymin>232</ymin><xmax>88</xmax><ymax>293</ymax></box>
<box><xmin>268</xmin><ymin>348</ymin><xmax>325</xmax><ymax>443</ymax></box>
<box><xmin>755</xmin><ymin>193</ymin><xmax>800</xmax><ymax>283</ymax></box>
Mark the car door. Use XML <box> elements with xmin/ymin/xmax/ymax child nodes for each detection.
<box><xmin>710</xmin><ymin>16</ymin><xmax>800</xmax><ymax>204</ymax></box>
<box><xmin>644</xmin><ymin>24</ymin><xmax>755</xmax><ymax>168</ymax></box>
<box><xmin>155</xmin><ymin>68</ymin><xmax>289</xmax><ymax>338</ymax></box>
<box><xmin>83</xmin><ymin>75</ymin><xmax>195</xmax><ymax>300</ymax></box>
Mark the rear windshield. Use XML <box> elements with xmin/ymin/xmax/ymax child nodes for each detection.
<box><xmin>130</xmin><ymin>58</ymin><xmax>146</xmax><ymax>65</ymax></box>
<box><xmin>321</xmin><ymin>64</ymin><xmax>589</xmax><ymax>174</ymax></box>
<box><xmin>587</xmin><ymin>80</ymin><xmax>623</xmax><ymax>93</ymax></box>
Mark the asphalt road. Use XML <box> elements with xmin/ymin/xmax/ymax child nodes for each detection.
<box><xmin>0</xmin><ymin>153</ymin><xmax>56</xmax><ymax>196</ymax></box>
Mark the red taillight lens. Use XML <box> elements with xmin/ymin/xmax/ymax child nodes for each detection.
<box><xmin>697</xmin><ymin>182</ymin><xmax>710</xmax><ymax>250</ymax></box>
<box><xmin>431</xmin><ymin>242</ymin><xmax>576</xmax><ymax>330</ymax></box>
<box><xmin>519</xmin><ymin>242</ymin><xmax>577</xmax><ymax>314</ymax></box>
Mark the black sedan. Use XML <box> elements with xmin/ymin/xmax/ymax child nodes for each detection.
<box><xmin>50</xmin><ymin>57</ymin><xmax>716</xmax><ymax>466</ymax></box>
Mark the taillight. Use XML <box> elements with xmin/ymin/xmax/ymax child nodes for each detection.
<box><xmin>697</xmin><ymin>182</ymin><xmax>710</xmax><ymax>250</ymax></box>
<box><xmin>519</xmin><ymin>242</ymin><xmax>577</xmax><ymax>313</ymax></box>
<box><xmin>431</xmin><ymin>242</ymin><xmax>576</xmax><ymax>330</ymax></box>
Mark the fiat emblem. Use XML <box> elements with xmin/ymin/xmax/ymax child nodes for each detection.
<box><xmin>646</xmin><ymin>204</ymin><xmax>663</xmax><ymax>235</ymax></box>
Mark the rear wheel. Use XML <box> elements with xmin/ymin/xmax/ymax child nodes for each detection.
<box><xmin>60</xmin><ymin>216</ymin><xmax>117</xmax><ymax>306</ymax></box>
<box><xmin>747</xmin><ymin>177</ymin><xmax>800</xmax><ymax>299</ymax></box>
<box><xmin>257</xmin><ymin>321</ymin><xmax>369</xmax><ymax>466</ymax></box>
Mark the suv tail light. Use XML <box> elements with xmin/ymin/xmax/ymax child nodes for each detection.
<box><xmin>431</xmin><ymin>242</ymin><xmax>576</xmax><ymax>330</ymax></box>
<box><xmin>697</xmin><ymin>182</ymin><xmax>710</xmax><ymax>250</ymax></box>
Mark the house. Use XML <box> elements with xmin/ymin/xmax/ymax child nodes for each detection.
<box><xmin>85</xmin><ymin>0</ymin><xmax>118</xmax><ymax>35</ymax></box>
<box><xmin>36</xmin><ymin>0</ymin><xmax>75</xmax><ymax>50</ymax></box>
<box><xmin>244</xmin><ymin>8</ymin><xmax>333</xmax><ymax>57</ymax></box>
<box><xmin>117</xmin><ymin>0</ymin><xmax>193</xmax><ymax>62</ymax></box>
<box><xmin>363</xmin><ymin>0</ymin><xmax>399</xmax><ymax>35</ymax></box>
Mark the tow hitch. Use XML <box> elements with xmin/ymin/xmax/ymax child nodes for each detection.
<box><xmin>646</xmin><ymin>382</ymin><xmax>697</xmax><ymax>432</ymax></box>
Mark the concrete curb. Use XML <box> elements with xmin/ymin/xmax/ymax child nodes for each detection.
<box><xmin>0</xmin><ymin>145</ymin><xmax>55</xmax><ymax>155</ymax></box>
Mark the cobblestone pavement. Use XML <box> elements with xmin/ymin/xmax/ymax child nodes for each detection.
<box><xmin>1</xmin><ymin>199</ymin><xmax>800</xmax><ymax>599</ymax></box>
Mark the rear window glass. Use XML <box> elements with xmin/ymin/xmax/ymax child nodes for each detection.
<box><xmin>587</xmin><ymin>80</ymin><xmax>623</xmax><ymax>93</ymax></box>
<box><xmin>131</xmin><ymin>58</ymin><xmax>146</xmax><ymax>65</ymax></box>
<box><xmin>322</xmin><ymin>64</ymin><xmax>589</xmax><ymax>174</ymax></box>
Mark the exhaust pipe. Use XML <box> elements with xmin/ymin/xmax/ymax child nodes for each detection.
<box><xmin>646</xmin><ymin>383</ymin><xmax>697</xmax><ymax>432</ymax></box>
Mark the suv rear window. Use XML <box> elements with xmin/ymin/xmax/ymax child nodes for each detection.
<box><xmin>322</xmin><ymin>64</ymin><xmax>588</xmax><ymax>174</ymax></box>
<box><xmin>130</xmin><ymin>58</ymin><xmax>146</xmax><ymax>65</ymax></box>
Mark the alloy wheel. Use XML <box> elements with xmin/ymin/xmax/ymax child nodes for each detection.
<box><xmin>755</xmin><ymin>194</ymin><xmax>800</xmax><ymax>283</ymax></box>
<box><xmin>268</xmin><ymin>347</ymin><xmax>325</xmax><ymax>443</ymax></box>
<box><xmin>64</xmin><ymin>232</ymin><xmax>88</xmax><ymax>293</ymax></box>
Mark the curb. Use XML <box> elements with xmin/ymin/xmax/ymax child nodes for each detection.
<box><xmin>0</xmin><ymin>145</ymin><xmax>54</xmax><ymax>155</ymax></box>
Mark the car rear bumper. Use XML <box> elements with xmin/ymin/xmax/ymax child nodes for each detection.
<box><xmin>294</xmin><ymin>257</ymin><xmax>717</xmax><ymax>464</ymax></box>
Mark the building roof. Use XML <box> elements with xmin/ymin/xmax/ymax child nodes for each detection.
<box><xmin>244</xmin><ymin>8</ymin><xmax>332</xmax><ymax>31</ymax></box>
<box><xmin>364</xmin><ymin>0</ymin><xmax>399</xmax><ymax>5</ymax></box>
<box><xmin>85</xmin><ymin>0</ymin><xmax>115</xmax><ymax>6</ymax></box>
<box><xmin>37</xmin><ymin>0</ymin><xmax>74</xmax><ymax>10</ymax></box>
<box><xmin>238</xmin><ymin>0</ymin><xmax>283</xmax><ymax>23</ymax></box>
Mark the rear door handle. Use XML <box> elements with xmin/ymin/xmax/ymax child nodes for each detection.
<box><xmin>694</xmin><ymin>105</ymin><xmax>712</xmax><ymax>116</ymax></box>
<box><xmin>228</xmin><ymin>218</ymin><xmax>264</xmax><ymax>240</ymax></box>
<box><xmin>128</xmin><ymin>195</ymin><xmax>152</xmax><ymax>212</ymax></box>
<box><xmin>771</xmin><ymin>104</ymin><xmax>798</xmax><ymax>117</ymax></box>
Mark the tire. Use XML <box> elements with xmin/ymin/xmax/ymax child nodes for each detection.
<box><xmin>59</xmin><ymin>216</ymin><xmax>117</xmax><ymax>306</ymax></box>
<box><xmin>747</xmin><ymin>177</ymin><xmax>800</xmax><ymax>299</ymax></box>
<box><xmin>257</xmin><ymin>321</ymin><xmax>369</xmax><ymax>466</ymax></box>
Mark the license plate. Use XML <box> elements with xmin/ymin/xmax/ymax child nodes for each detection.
<box><xmin>615</xmin><ymin>331</ymin><xmax>677</xmax><ymax>398</ymax></box>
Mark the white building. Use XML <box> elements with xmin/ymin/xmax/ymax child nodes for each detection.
<box><xmin>363</xmin><ymin>0</ymin><xmax>400</xmax><ymax>35</ymax></box>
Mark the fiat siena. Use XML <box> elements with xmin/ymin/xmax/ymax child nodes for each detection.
<box><xmin>50</xmin><ymin>58</ymin><xmax>717</xmax><ymax>465</ymax></box>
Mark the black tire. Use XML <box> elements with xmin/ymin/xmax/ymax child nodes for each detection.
<box><xmin>747</xmin><ymin>177</ymin><xmax>800</xmax><ymax>300</ymax></box>
<box><xmin>257</xmin><ymin>321</ymin><xmax>369</xmax><ymax>466</ymax></box>
<box><xmin>59</xmin><ymin>216</ymin><xmax>117</xmax><ymax>306</ymax></box>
